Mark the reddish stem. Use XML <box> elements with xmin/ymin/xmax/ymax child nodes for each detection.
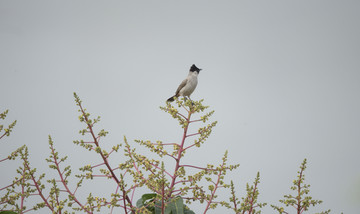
<box><xmin>78</xmin><ymin>102</ymin><xmax>133</xmax><ymax>213</ymax></box>
<box><xmin>246</xmin><ymin>179</ymin><xmax>258</xmax><ymax>214</ymax></box>
<box><xmin>0</xmin><ymin>157</ymin><xmax>9</xmax><ymax>163</ymax></box>
<box><xmin>22</xmin><ymin>161</ymin><xmax>54</xmax><ymax>212</ymax></box>
<box><xmin>186</xmin><ymin>132</ymin><xmax>200</xmax><ymax>138</ymax></box>
<box><xmin>232</xmin><ymin>193</ymin><xmax>238</xmax><ymax>213</ymax></box>
<box><xmin>91</xmin><ymin>163</ymin><xmax>105</xmax><ymax>169</ymax></box>
<box><xmin>0</xmin><ymin>179</ymin><xmax>22</xmax><ymax>191</ymax></box>
<box><xmin>167</xmin><ymin>109</ymin><xmax>192</xmax><ymax>197</ymax></box>
<box><xmin>203</xmin><ymin>165</ymin><xmax>225</xmax><ymax>214</ymax></box>
<box><xmin>49</xmin><ymin>144</ymin><xmax>92</xmax><ymax>214</ymax></box>
<box><xmin>189</xmin><ymin>119</ymin><xmax>203</xmax><ymax>123</ymax></box>
<box><xmin>125</xmin><ymin>145</ymin><xmax>162</xmax><ymax>196</ymax></box>
<box><xmin>179</xmin><ymin>164</ymin><xmax>208</xmax><ymax>170</ymax></box>
<box><xmin>20</xmin><ymin>165</ymin><xmax>26</xmax><ymax>213</ymax></box>
<box><xmin>0</xmin><ymin>132</ymin><xmax>7</xmax><ymax>140</ymax></box>
<box><xmin>297</xmin><ymin>168</ymin><xmax>304</xmax><ymax>214</ymax></box>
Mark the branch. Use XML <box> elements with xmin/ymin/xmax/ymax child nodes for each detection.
<box><xmin>23</xmin><ymin>159</ymin><xmax>54</xmax><ymax>212</ymax></box>
<box><xmin>203</xmin><ymin>163</ymin><xmax>226</xmax><ymax>213</ymax></box>
<box><xmin>167</xmin><ymin>107</ymin><xmax>192</xmax><ymax>197</ymax></box>
<box><xmin>75</xmin><ymin>95</ymin><xmax>133</xmax><ymax>212</ymax></box>
<box><xmin>48</xmin><ymin>141</ymin><xmax>92</xmax><ymax>214</ymax></box>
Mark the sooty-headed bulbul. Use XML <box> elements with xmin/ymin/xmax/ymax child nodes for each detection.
<box><xmin>167</xmin><ymin>64</ymin><xmax>202</xmax><ymax>102</ymax></box>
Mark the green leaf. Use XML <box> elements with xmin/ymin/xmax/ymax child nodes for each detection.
<box><xmin>136</xmin><ymin>193</ymin><xmax>157</xmax><ymax>208</ymax></box>
<box><xmin>154</xmin><ymin>197</ymin><xmax>189</xmax><ymax>214</ymax></box>
<box><xmin>142</xmin><ymin>193</ymin><xmax>157</xmax><ymax>202</ymax></box>
<box><xmin>155</xmin><ymin>201</ymin><xmax>170</xmax><ymax>214</ymax></box>
<box><xmin>136</xmin><ymin>198</ymin><xmax>144</xmax><ymax>208</ymax></box>
<box><xmin>0</xmin><ymin>211</ymin><xmax>18</xmax><ymax>214</ymax></box>
<box><xmin>184</xmin><ymin>209</ymin><xmax>196</xmax><ymax>214</ymax></box>
<box><xmin>170</xmin><ymin>197</ymin><xmax>184</xmax><ymax>214</ymax></box>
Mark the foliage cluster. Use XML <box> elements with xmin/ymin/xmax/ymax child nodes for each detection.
<box><xmin>0</xmin><ymin>95</ymin><xmax>330</xmax><ymax>213</ymax></box>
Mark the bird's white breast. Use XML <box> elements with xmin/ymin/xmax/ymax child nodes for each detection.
<box><xmin>179</xmin><ymin>72</ymin><xmax>198</xmax><ymax>97</ymax></box>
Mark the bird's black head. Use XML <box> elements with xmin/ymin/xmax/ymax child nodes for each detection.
<box><xmin>190</xmin><ymin>64</ymin><xmax>202</xmax><ymax>73</ymax></box>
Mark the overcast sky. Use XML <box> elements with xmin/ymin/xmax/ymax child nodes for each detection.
<box><xmin>1</xmin><ymin>1</ymin><xmax>360</xmax><ymax>213</ymax></box>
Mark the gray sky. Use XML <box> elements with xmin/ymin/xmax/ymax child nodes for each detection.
<box><xmin>1</xmin><ymin>1</ymin><xmax>360</xmax><ymax>213</ymax></box>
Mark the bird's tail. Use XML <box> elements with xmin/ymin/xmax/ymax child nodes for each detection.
<box><xmin>167</xmin><ymin>96</ymin><xmax>176</xmax><ymax>102</ymax></box>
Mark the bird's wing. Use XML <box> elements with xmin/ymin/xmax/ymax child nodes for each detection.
<box><xmin>175</xmin><ymin>78</ymin><xmax>188</xmax><ymax>96</ymax></box>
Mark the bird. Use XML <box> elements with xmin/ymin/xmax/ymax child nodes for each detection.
<box><xmin>167</xmin><ymin>64</ymin><xmax>202</xmax><ymax>102</ymax></box>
